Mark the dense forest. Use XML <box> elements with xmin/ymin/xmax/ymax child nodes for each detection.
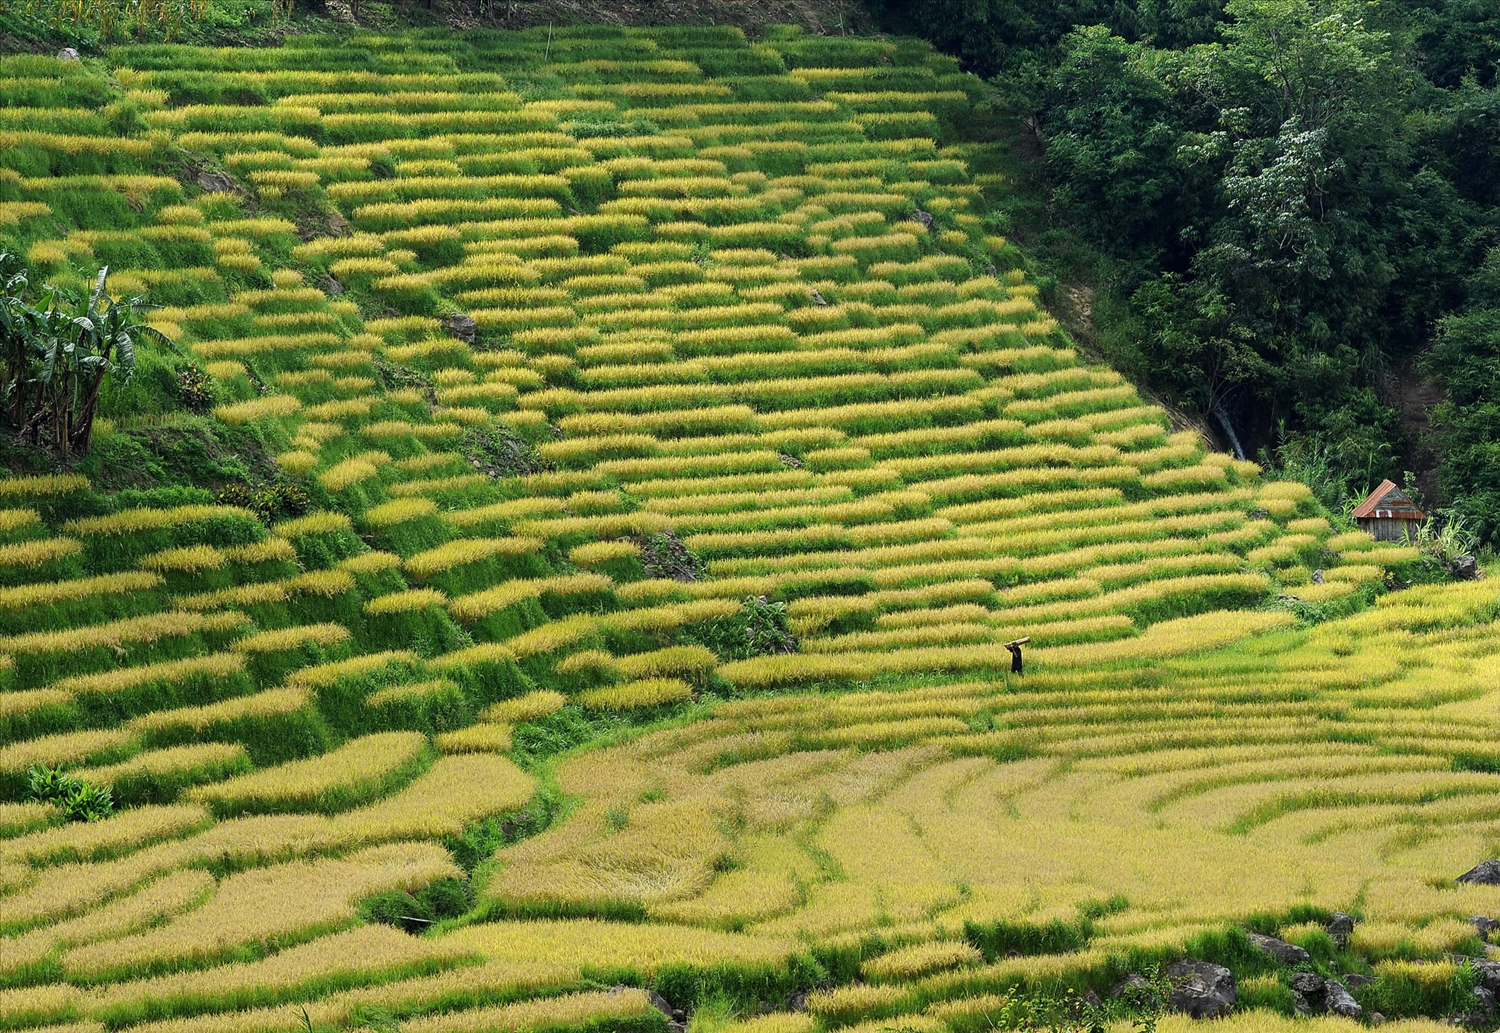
<box><xmin>872</xmin><ymin>0</ymin><xmax>1500</xmax><ymax>538</ymax></box>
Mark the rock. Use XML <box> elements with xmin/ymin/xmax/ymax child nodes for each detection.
<box><xmin>318</xmin><ymin>274</ymin><xmax>345</xmax><ymax>297</ymax></box>
<box><xmin>57</xmin><ymin>47</ymin><xmax>81</xmax><ymax>61</ymax></box>
<box><xmin>810</xmin><ymin>289</ymin><xmax>828</xmax><ymax>306</ymax></box>
<box><xmin>1288</xmin><ymin>972</ymin><xmax>1325</xmax><ymax>996</ymax></box>
<box><xmin>911</xmin><ymin>209</ymin><xmax>934</xmax><ymax>229</ymax></box>
<box><xmin>1312</xmin><ymin>568</ymin><xmax>1324</xmax><ymax>584</ymax></box>
<box><xmin>1342</xmin><ymin>973</ymin><xmax>1374</xmax><ymax>990</ymax></box>
<box><xmin>1290</xmin><ymin>990</ymin><xmax>1312</xmax><ymax>1016</ymax></box>
<box><xmin>1112</xmin><ymin>974</ymin><xmax>1152</xmax><ymax>998</ymax></box>
<box><xmin>1166</xmin><ymin>959</ymin><xmax>1236</xmax><ymax>1019</ymax></box>
<box><xmin>643</xmin><ymin>992</ymin><xmax>685</xmax><ymax>1033</ymax></box>
<box><xmin>1245</xmin><ymin>932</ymin><xmax>1312</xmax><ymax>966</ymax></box>
<box><xmin>1369</xmin><ymin>1012</ymin><xmax>1385</xmax><ymax>1026</ymax></box>
<box><xmin>196</xmin><ymin>171</ymin><xmax>236</xmax><ymax>193</ymax></box>
<box><xmin>1470</xmin><ymin>915</ymin><xmax>1500</xmax><ymax>941</ymax></box>
<box><xmin>1453</xmin><ymin>554</ymin><xmax>1478</xmax><ymax>579</ymax></box>
<box><xmin>1325</xmin><ymin>912</ymin><xmax>1358</xmax><ymax>940</ymax></box>
<box><xmin>326</xmin><ymin>210</ymin><xmax>353</xmax><ymax>237</ymax></box>
<box><xmin>984</xmin><ymin>263</ymin><xmax>997</xmax><ymax>276</ymax></box>
<box><xmin>1324</xmin><ymin>980</ymin><xmax>1362</xmax><ymax>1019</ymax></box>
<box><xmin>1457</xmin><ymin>860</ymin><xmax>1500</xmax><ymax>885</ymax></box>
<box><xmin>1469</xmin><ymin>959</ymin><xmax>1500</xmax><ymax>992</ymax></box>
<box><xmin>442</xmin><ymin>313</ymin><xmax>477</xmax><ymax>344</ymax></box>
<box><xmin>1473</xmin><ymin>985</ymin><xmax>1496</xmax><ymax>1016</ymax></box>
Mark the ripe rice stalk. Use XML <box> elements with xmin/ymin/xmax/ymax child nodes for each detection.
<box><xmin>58</xmin><ymin>842</ymin><xmax>460</xmax><ymax>979</ymax></box>
<box><xmin>0</xmin><ymin>804</ymin><xmax>210</xmax><ymax>866</ymax></box>
<box><xmin>184</xmin><ymin>732</ymin><xmax>427</xmax><ymax>814</ymax></box>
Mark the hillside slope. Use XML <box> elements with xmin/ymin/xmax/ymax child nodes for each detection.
<box><xmin>0</xmin><ymin>24</ymin><xmax>1497</xmax><ymax>1031</ymax></box>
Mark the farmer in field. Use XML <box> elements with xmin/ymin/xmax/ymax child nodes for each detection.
<box><xmin>1004</xmin><ymin>637</ymin><xmax>1029</xmax><ymax>675</ymax></box>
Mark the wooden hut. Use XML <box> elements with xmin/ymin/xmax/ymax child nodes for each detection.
<box><xmin>1352</xmin><ymin>479</ymin><xmax>1426</xmax><ymax>541</ymax></box>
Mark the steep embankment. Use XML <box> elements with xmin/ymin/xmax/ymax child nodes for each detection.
<box><xmin>0</xmin><ymin>26</ymin><xmax>1495</xmax><ymax>1032</ymax></box>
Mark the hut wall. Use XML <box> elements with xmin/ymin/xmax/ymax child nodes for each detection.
<box><xmin>1357</xmin><ymin>517</ymin><xmax>1421</xmax><ymax>542</ymax></box>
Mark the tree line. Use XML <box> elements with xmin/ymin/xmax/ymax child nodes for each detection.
<box><xmin>870</xmin><ymin>0</ymin><xmax>1500</xmax><ymax>539</ymax></box>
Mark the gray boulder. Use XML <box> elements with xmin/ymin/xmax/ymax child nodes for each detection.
<box><xmin>57</xmin><ymin>47</ymin><xmax>81</xmax><ymax>61</ymax></box>
<box><xmin>1325</xmin><ymin>911</ymin><xmax>1357</xmax><ymax>940</ymax></box>
<box><xmin>1453</xmin><ymin>554</ymin><xmax>1478</xmax><ymax>579</ymax></box>
<box><xmin>1288</xmin><ymin>972</ymin><xmax>1325</xmax><ymax>997</ymax></box>
<box><xmin>1245</xmin><ymin>932</ymin><xmax>1312</xmax><ymax>966</ymax></box>
<box><xmin>1324</xmin><ymin>980</ymin><xmax>1362</xmax><ymax>1019</ymax></box>
<box><xmin>1470</xmin><ymin>959</ymin><xmax>1500</xmax><ymax>992</ymax></box>
<box><xmin>1471</xmin><ymin>915</ymin><xmax>1500</xmax><ymax>941</ymax></box>
<box><xmin>1166</xmin><ymin>959</ymin><xmax>1236</xmax><ymax>1019</ymax></box>
<box><xmin>442</xmin><ymin>313</ymin><xmax>478</xmax><ymax>344</ymax></box>
<box><xmin>643</xmin><ymin>990</ymin><xmax>685</xmax><ymax>1033</ymax></box>
<box><xmin>1342</xmin><ymin>972</ymin><xmax>1373</xmax><ymax>991</ymax></box>
<box><xmin>1458</xmin><ymin>860</ymin><xmax>1500</xmax><ymax>885</ymax></box>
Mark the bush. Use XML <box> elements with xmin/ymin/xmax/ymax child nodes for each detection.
<box><xmin>176</xmin><ymin>366</ymin><xmax>217</xmax><ymax>414</ymax></box>
<box><xmin>361</xmin><ymin>875</ymin><xmax>472</xmax><ymax>931</ymax></box>
<box><xmin>27</xmin><ymin>763</ymin><xmax>114</xmax><ymax>822</ymax></box>
<box><xmin>682</xmin><ymin>596</ymin><xmax>798</xmax><ymax>661</ymax></box>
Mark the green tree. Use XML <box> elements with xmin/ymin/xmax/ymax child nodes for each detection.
<box><xmin>1421</xmin><ymin>248</ymin><xmax>1500</xmax><ymax>541</ymax></box>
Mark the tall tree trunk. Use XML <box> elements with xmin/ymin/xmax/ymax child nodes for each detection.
<box><xmin>74</xmin><ymin>354</ymin><xmax>110</xmax><ymax>457</ymax></box>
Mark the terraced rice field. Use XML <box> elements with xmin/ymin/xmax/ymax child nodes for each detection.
<box><xmin>0</xmin><ymin>23</ymin><xmax>1496</xmax><ymax>1033</ymax></box>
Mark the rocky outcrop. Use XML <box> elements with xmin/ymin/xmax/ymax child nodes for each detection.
<box><xmin>1245</xmin><ymin>932</ymin><xmax>1312</xmax><ymax>966</ymax></box>
<box><xmin>1166</xmin><ymin>960</ymin><xmax>1236</xmax><ymax>1019</ymax></box>
<box><xmin>1325</xmin><ymin>911</ymin><xmax>1358</xmax><ymax>941</ymax></box>
<box><xmin>1324</xmin><ymin>980</ymin><xmax>1363</xmax><ymax>1019</ymax></box>
<box><xmin>1457</xmin><ymin>860</ymin><xmax>1500</xmax><ymax>885</ymax></box>
<box><xmin>442</xmin><ymin>313</ymin><xmax>478</xmax><ymax>344</ymax></box>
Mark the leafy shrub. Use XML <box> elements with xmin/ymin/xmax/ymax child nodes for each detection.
<box><xmin>2</xmin><ymin>257</ymin><xmax>175</xmax><ymax>459</ymax></box>
<box><xmin>683</xmin><ymin>595</ymin><xmax>798</xmax><ymax>661</ymax></box>
<box><xmin>360</xmin><ymin>875</ymin><xmax>472</xmax><ymax>931</ymax></box>
<box><xmin>460</xmin><ymin>425</ymin><xmax>548</xmax><ymax>478</ymax></box>
<box><xmin>27</xmin><ymin>763</ymin><xmax>114</xmax><ymax>822</ymax></box>
<box><xmin>176</xmin><ymin>366</ymin><xmax>216</xmax><ymax>414</ymax></box>
<box><xmin>216</xmin><ymin>479</ymin><xmax>311</xmax><ymax>524</ymax></box>
<box><xmin>636</xmin><ymin>530</ymin><xmax>704</xmax><ymax>582</ymax></box>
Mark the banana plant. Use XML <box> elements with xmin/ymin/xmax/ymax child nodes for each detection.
<box><xmin>17</xmin><ymin>265</ymin><xmax>174</xmax><ymax>458</ymax></box>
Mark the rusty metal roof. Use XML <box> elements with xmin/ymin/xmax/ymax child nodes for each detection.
<box><xmin>1351</xmin><ymin>478</ymin><xmax>1426</xmax><ymax>521</ymax></box>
